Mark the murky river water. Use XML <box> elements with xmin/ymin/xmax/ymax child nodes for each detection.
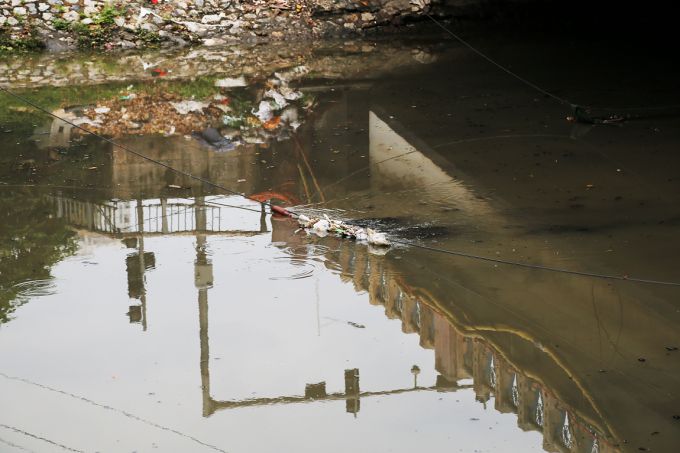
<box><xmin>1</xmin><ymin>34</ymin><xmax>679</xmax><ymax>453</ymax></box>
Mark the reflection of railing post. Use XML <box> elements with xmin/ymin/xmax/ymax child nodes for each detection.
<box><xmin>56</xmin><ymin>192</ymin><xmax>63</xmax><ymax>218</ymax></box>
<box><xmin>260</xmin><ymin>202</ymin><xmax>268</xmax><ymax>233</ymax></box>
<box><xmin>86</xmin><ymin>202</ymin><xmax>93</xmax><ymax>231</ymax></box>
<box><xmin>136</xmin><ymin>198</ymin><xmax>147</xmax><ymax>331</ymax></box>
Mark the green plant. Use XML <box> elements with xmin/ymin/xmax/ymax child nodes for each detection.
<box><xmin>78</xmin><ymin>11</ymin><xmax>86</xmax><ymax>19</ymax></box>
<box><xmin>52</xmin><ymin>19</ymin><xmax>71</xmax><ymax>31</ymax></box>
<box><xmin>0</xmin><ymin>24</ymin><xmax>45</xmax><ymax>53</ymax></box>
<box><xmin>94</xmin><ymin>5</ymin><xmax>119</xmax><ymax>25</ymax></box>
<box><xmin>55</xmin><ymin>4</ymin><xmax>65</xmax><ymax>13</ymax></box>
<box><xmin>133</xmin><ymin>28</ymin><xmax>163</xmax><ymax>46</ymax></box>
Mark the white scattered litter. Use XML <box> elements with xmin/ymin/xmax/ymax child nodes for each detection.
<box><xmin>170</xmin><ymin>100</ymin><xmax>208</xmax><ymax>114</ymax></box>
<box><xmin>279</xmin><ymin>86</ymin><xmax>302</xmax><ymax>101</ymax></box>
<box><xmin>252</xmin><ymin>100</ymin><xmax>275</xmax><ymax>122</ymax></box>
<box><xmin>71</xmin><ymin>117</ymin><xmax>103</xmax><ymax>127</ymax></box>
<box><xmin>264</xmin><ymin>89</ymin><xmax>288</xmax><ymax>109</ymax></box>
<box><xmin>214</xmin><ymin>76</ymin><xmax>247</xmax><ymax>88</ymax></box>
<box><xmin>94</xmin><ymin>107</ymin><xmax>110</xmax><ymax>114</ymax></box>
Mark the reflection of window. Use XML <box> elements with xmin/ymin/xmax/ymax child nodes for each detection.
<box><xmin>395</xmin><ymin>290</ymin><xmax>403</xmax><ymax>315</ymax></box>
<box><xmin>586</xmin><ymin>437</ymin><xmax>600</xmax><ymax>453</ymax></box>
<box><xmin>509</xmin><ymin>373</ymin><xmax>519</xmax><ymax>407</ymax></box>
<box><xmin>561</xmin><ymin>414</ymin><xmax>572</xmax><ymax>448</ymax></box>
<box><xmin>484</xmin><ymin>354</ymin><xmax>496</xmax><ymax>388</ymax></box>
<box><xmin>361</xmin><ymin>261</ymin><xmax>370</xmax><ymax>288</ymax></box>
<box><xmin>531</xmin><ymin>388</ymin><xmax>544</xmax><ymax>427</ymax></box>
<box><xmin>378</xmin><ymin>273</ymin><xmax>387</xmax><ymax>302</ymax></box>
<box><xmin>554</xmin><ymin>408</ymin><xmax>572</xmax><ymax>449</ymax></box>
<box><xmin>412</xmin><ymin>299</ymin><xmax>421</xmax><ymax>329</ymax></box>
<box><xmin>464</xmin><ymin>338</ymin><xmax>474</xmax><ymax>368</ymax></box>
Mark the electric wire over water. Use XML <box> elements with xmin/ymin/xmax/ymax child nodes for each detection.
<box><xmin>2</xmin><ymin>82</ymin><xmax>679</xmax><ymax>287</ymax></box>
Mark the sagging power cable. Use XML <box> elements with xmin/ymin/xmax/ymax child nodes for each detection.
<box><xmin>413</xmin><ymin>4</ymin><xmax>680</xmax><ymax>112</ymax></box>
<box><xmin>0</xmin><ymin>86</ymin><xmax>299</xmax><ymax>217</ymax></box>
<box><xmin>390</xmin><ymin>240</ymin><xmax>680</xmax><ymax>286</ymax></box>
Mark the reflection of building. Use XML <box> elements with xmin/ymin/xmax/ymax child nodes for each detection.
<box><xmin>343</xmin><ymin>240</ymin><xmax>619</xmax><ymax>453</ymax></box>
<box><xmin>30</xmin><ymin>109</ymin><xmax>75</xmax><ymax>150</ymax></box>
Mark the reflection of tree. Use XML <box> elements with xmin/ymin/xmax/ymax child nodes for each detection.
<box><xmin>0</xmin><ymin>190</ymin><xmax>78</xmax><ymax>325</ymax></box>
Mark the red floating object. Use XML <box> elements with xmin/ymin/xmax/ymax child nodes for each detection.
<box><xmin>271</xmin><ymin>205</ymin><xmax>291</xmax><ymax>217</ymax></box>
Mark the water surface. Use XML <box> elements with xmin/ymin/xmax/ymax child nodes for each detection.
<box><xmin>1</xmin><ymin>36</ymin><xmax>679</xmax><ymax>453</ymax></box>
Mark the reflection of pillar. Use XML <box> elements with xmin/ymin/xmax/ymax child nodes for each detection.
<box><xmin>196</xmin><ymin>196</ymin><xmax>207</xmax><ymax>233</ymax></box>
<box><xmin>344</xmin><ymin>369</ymin><xmax>360</xmax><ymax>416</ymax></box>
<box><xmin>161</xmin><ymin>198</ymin><xmax>169</xmax><ymax>234</ymax></box>
<box><xmin>126</xmin><ymin>199</ymin><xmax>154</xmax><ymax>331</ymax></box>
<box><xmin>542</xmin><ymin>393</ymin><xmax>561</xmax><ymax>452</ymax></box>
<box><xmin>495</xmin><ymin>363</ymin><xmax>515</xmax><ymax>414</ymax></box>
<box><xmin>517</xmin><ymin>374</ymin><xmax>535</xmax><ymax>432</ymax></box>
<box><xmin>199</xmin><ymin>282</ymin><xmax>211</xmax><ymax>417</ymax></box>
<box><xmin>401</xmin><ymin>294</ymin><xmax>417</xmax><ymax>334</ymax></box>
<box><xmin>434</xmin><ymin>316</ymin><xmax>467</xmax><ymax>382</ymax></box>
<box><xmin>473</xmin><ymin>343</ymin><xmax>490</xmax><ymax>403</ymax></box>
<box><xmin>419</xmin><ymin>306</ymin><xmax>435</xmax><ymax>349</ymax></box>
<box><xmin>195</xmin><ymin>196</ymin><xmax>214</xmax><ymax>418</ymax></box>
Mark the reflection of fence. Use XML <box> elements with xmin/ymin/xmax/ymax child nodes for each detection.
<box><xmin>46</xmin><ymin>195</ymin><xmax>266</xmax><ymax>237</ymax></box>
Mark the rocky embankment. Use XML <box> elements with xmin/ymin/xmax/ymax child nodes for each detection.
<box><xmin>1</xmin><ymin>0</ymin><xmax>444</xmax><ymax>51</ymax></box>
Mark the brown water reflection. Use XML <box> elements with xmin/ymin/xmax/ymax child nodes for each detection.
<box><xmin>1</xmin><ymin>37</ymin><xmax>680</xmax><ymax>453</ymax></box>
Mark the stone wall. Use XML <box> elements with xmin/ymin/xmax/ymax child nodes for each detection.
<box><xmin>1</xmin><ymin>0</ymin><xmax>444</xmax><ymax>49</ymax></box>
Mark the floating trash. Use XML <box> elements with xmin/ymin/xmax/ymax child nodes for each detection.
<box><xmin>297</xmin><ymin>214</ymin><xmax>390</xmax><ymax>246</ymax></box>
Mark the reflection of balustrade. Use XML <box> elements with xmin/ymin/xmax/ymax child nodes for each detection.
<box><xmin>46</xmin><ymin>195</ymin><xmax>267</xmax><ymax>237</ymax></box>
<box><xmin>46</xmin><ymin>195</ymin><xmax>118</xmax><ymax>234</ymax></box>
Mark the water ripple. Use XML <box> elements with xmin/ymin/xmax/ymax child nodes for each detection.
<box><xmin>269</xmin><ymin>257</ymin><xmax>323</xmax><ymax>280</ymax></box>
<box><xmin>12</xmin><ymin>279</ymin><xmax>61</xmax><ymax>298</ymax></box>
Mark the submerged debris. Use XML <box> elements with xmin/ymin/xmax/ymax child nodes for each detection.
<box><xmin>297</xmin><ymin>214</ymin><xmax>390</xmax><ymax>246</ymax></box>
